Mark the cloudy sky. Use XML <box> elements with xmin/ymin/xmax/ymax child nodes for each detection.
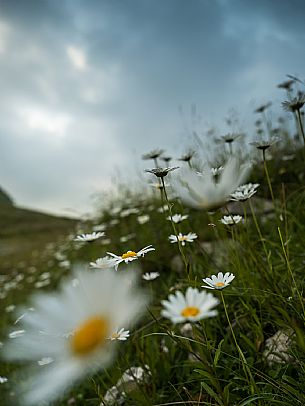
<box><xmin>0</xmin><ymin>0</ymin><xmax>304</xmax><ymax>217</ymax></box>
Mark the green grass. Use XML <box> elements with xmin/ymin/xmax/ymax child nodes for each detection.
<box><xmin>2</xmin><ymin>130</ymin><xmax>305</xmax><ymax>405</ymax></box>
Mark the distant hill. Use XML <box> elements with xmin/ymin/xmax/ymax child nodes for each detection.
<box><xmin>0</xmin><ymin>195</ymin><xmax>78</xmax><ymax>266</ymax></box>
<box><xmin>0</xmin><ymin>186</ymin><xmax>14</xmax><ymax>206</ymax></box>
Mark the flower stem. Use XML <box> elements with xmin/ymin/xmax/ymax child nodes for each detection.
<box><xmin>161</xmin><ymin>177</ymin><xmax>189</xmax><ymax>276</ymax></box>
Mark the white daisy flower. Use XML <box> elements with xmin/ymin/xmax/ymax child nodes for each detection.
<box><xmin>89</xmin><ymin>256</ymin><xmax>117</xmax><ymax>270</ymax></box>
<box><xmin>142</xmin><ymin>272</ymin><xmax>160</xmax><ymax>281</ymax></box>
<box><xmin>161</xmin><ymin>287</ymin><xmax>219</xmax><ymax>324</ymax></box>
<box><xmin>167</xmin><ymin>214</ymin><xmax>188</xmax><ymax>223</ymax></box>
<box><xmin>220</xmin><ymin>215</ymin><xmax>243</xmax><ymax>226</ymax></box>
<box><xmin>107</xmin><ymin>245</ymin><xmax>155</xmax><ymax>271</ymax></box>
<box><xmin>137</xmin><ymin>214</ymin><xmax>150</xmax><ymax>225</ymax></box>
<box><xmin>0</xmin><ymin>376</ymin><xmax>8</xmax><ymax>384</ymax></box>
<box><xmin>73</xmin><ymin>232</ymin><xmax>105</xmax><ymax>242</ymax></box>
<box><xmin>108</xmin><ymin>328</ymin><xmax>130</xmax><ymax>341</ymax></box>
<box><xmin>230</xmin><ymin>183</ymin><xmax>259</xmax><ymax>202</ymax></box>
<box><xmin>202</xmin><ymin>272</ymin><xmax>235</xmax><ymax>290</ymax></box>
<box><xmin>172</xmin><ymin>157</ymin><xmax>251</xmax><ymax>210</ymax></box>
<box><xmin>168</xmin><ymin>232</ymin><xmax>197</xmax><ymax>246</ymax></box>
<box><xmin>3</xmin><ymin>269</ymin><xmax>147</xmax><ymax>406</ymax></box>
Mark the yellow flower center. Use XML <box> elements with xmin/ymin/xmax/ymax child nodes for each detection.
<box><xmin>215</xmin><ymin>282</ymin><xmax>225</xmax><ymax>287</ymax></box>
<box><xmin>181</xmin><ymin>306</ymin><xmax>200</xmax><ymax>317</ymax></box>
<box><xmin>70</xmin><ymin>317</ymin><xmax>109</xmax><ymax>356</ymax></box>
<box><xmin>178</xmin><ymin>236</ymin><xmax>187</xmax><ymax>241</ymax></box>
<box><xmin>111</xmin><ymin>332</ymin><xmax>119</xmax><ymax>339</ymax></box>
<box><xmin>121</xmin><ymin>251</ymin><xmax>137</xmax><ymax>259</ymax></box>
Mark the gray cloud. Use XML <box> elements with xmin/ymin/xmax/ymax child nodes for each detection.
<box><xmin>0</xmin><ymin>0</ymin><xmax>304</xmax><ymax>216</ymax></box>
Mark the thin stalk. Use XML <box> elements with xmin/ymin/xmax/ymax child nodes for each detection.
<box><xmin>262</xmin><ymin>149</ymin><xmax>275</xmax><ymax>207</ymax></box>
<box><xmin>161</xmin><ymin>177</ymin><xmax>189</xmax><ymax>276</ymax></box>
<box><xmin>278</xmin><ymin>227</ymin><xmax>305</xmax><ymax>320</ymax></box>
<box><xmin>296</xmin><ymin>109</ymin><xmax>305</xmax><ymax>146</ymax></box>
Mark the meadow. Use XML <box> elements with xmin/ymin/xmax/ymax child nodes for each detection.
<box><xmin>1</xmin><ymin>78</ymin><xmax>305</xmax><ymax>406</ymax></box>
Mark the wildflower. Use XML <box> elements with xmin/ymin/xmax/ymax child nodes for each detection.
<box><xmin>89</xmin><ymin>256</ymin><xmax>117</xmax><ymax>270</ymax></box>
<box><xmin>169</xmin><ymin>232</ymin><xmax>197</xmax><ymax>246</ymax></box>
<box><xmin>145</xmin><ymin>166</ymin><xmax>179</xmax><ymax>178</ymax></box>
<box><xmin>161</xmin><ymin>287</ymin><xmax>219</xmax><ymax>323</ymax></box>
<box><xmin>137</xmin><ymin>214</ymin><xmax>150</xmax><ymax>225</ymax></box>
<box><xmin>172</xmin><ymin>157</ymin><xmax>250</xmax><ymax>210</ymax></box>
<box><xmin>108</xmin><ymin>328</ymin><xmax>130</xmax><ymax>341</ymax></box>
<box><xmin>178</xmin><ymin>151</ymin><xmax>195</xmax><ymax>162</ymax></box>
<box><xmin>142</xmin><ymin>272</ymin><xmax>160</xmax><ymax>281</ymax></box>
<box><xmin>161</xmin><ymin>156</ymin><xmax>172</xmax><ymax>164</ymax></box>
<box><xmin>216</xmin><ymin>133</ymin><xmax>242</xmax><ymax>144</ymax></box>
<box><xmin>250</xmin><ymin>137</ymin><xmax>280</xmax><ymax>151</ymax></box>
<box><xmin>230</xmin><ymin>183</ymin><xmax>259</xmax><ymax>202</ymax></box>
<box><xmin>0</xmin><ymin>376</ymin><xmax>8</xmax><ymax>384</ymax></box>
<box><xmin>107</xmin><ymin>245</ymin><xmax>155</xmax><ymax>271</ymax></box>
<box><xmin>282</xmin><ymin>94</ymin><xmax>305</xmax><ymax>112</ymax></box>
<box><xmin>220</xmin><ymin>215</ymin><xmax>243</xmax><ymax>226</ymax></box>
<box><xmin>142</xmin><ymin>149</ymin><xmax>164</xmax><ymax>160</ymax></box>
<box><xmin>277</xmin><ymin>79</ymin><xmax>294</xmax><ymax>90</ymax></box>
<box><xmin>73</xmin><ymin>232</ymin><xmax>105</xmax><ymax>242</ymax></box>
<box><xmin>119</xmin><ymin>233</ymin><xmax>135</xmax><ymax>243</ymax></box>
<box><xmin>3</xmin><ymin>269</ymin><xmax>147</xmax><ymax>405</ymax></box>
<box><xmin>254</xmin><ymin>102</ymin><xmax>272</xmax><ymax>113</ymax></box>
<box><xmin>167</xmin><ymin>213</ymin><xmax>188</xmax><ymax>223</ymax></box>
<box><xmin>202</xmin><ymin>272</ymin><xmax>235</xmax><ymax>290</ymax></box>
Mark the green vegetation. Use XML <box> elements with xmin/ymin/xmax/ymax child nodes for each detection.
<box><xmin>2</xmin><ymin>84</ymin><xmax>305</xmax><ymax>406</ymax></box>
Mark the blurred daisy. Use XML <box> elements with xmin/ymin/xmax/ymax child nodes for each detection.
<box><xmin>108</xmin><ymin>328</ymin><xmax>130</xmax><ymax>341</ymax></box>
<box><xmin>90</xmin><ymin>256</ymin><xmax>117</xmax><ymax>270</ymax></box>
<box><xmin>142</xmin><ymin>272</ymin><xmax>160</xmax><ymax>281</ymax></box>
<box><xmin>216</xmin><ymin>133</ymin><xmax>242</xmax><ymax>144</ymax></box>
<box><xmin>74</xmin><ymin>232</ymin><xmax>105</xmax><ymax>242</ymax></box>
<box><xmin>210</xmin><ymin>166</ymin><xmax>224</xmax><ymax>177</ymax></box>
<box><xmin>142</xmin><ymin>149</ymin><xmax>164</xmax><ymax>160</ymax></box>
<box><xmin>169</xmin><ymin>232</ymin><xmax>197</xmax><ymax>246</ymax></box>
<box><xmin>220</xmin><ymin>215</ymin><xmax>243</xmax><ymax>226</ymax></box>
<box><xmin>282</xmin><ymin>94</ymin><xmax>305</xmax><ymax>112</ymax></box>
<box><xmin>254</xmin><ymin>102</ymin><xmax>272</xmax><ymax>113</ymax></box>
<box><xmin>277</xmin><ymin>79</ymin><xmax>294</xmax><ymax>90</ymax></box>
<box><xmin>178</xmin><ymin>151</ymin><xmax>196</xmax><ymax>163</ymax></box>
<box><xmin>145</xmin><ymin>166</ymin><xmax>179</xmax><ymax>178</ymax></box>
<box><xmin>107</xmin><ymin>245</ymin><xmax>155</xmax><ymax>271</ymax></box>
<box><xmin>3</xmin><ymin>269</ymin><xmax>147</xmax><ymax>405</ymax></box>
<box><xmin>0</xmin><ymin>376</ymin><xmax>8</xmax><ymax>384</ymax></box>
<box><xmin>172</xmin><ymin>157</ymin><xmax>250</xmax><ymax>210</ymax></box>
<box><xmin>137</xmin><ymin>214</ymin><xmax>150</xmax><ymax>225</ymax></box>
<box><xmin>250</xmin><ymin>137</ymin><xmax>280</xmax><ymax>151</ymax></box>
<box><xmin>161</xmin><ymin>287</ymin><xmax>219</xmax><ymax>323</ymax></box>
<box><xmin>167</xmin><ymin>214</ymin><xmax>188</xmax><ymax>223</ymax></box>
<box><xmin>230</xmin><ymin>183</ymin><xmax>259</xmax><ymax>202</ymax></box>
<box><xmin>202</xmin><ymin>272</ymin><xmax>235</xmax><ymax>290</ymax></box>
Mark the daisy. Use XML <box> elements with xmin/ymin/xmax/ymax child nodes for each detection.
<box><xmin>202</xmin><ymin>272</ymin><xmax>235</xmax><ymax>290</ymax></box>
<box><xmin>108</xmin><ymin>328</ymin><xmax>130</xmax><ymax>341</ymax></box>
<box><xmin>178</xmin><ymin>151</ymin><xmax>196</xmax><ymax>162</ymax></box>
<box><xmin>167</xmin><ymin>213</ymin><xmax>188</xmax><ymax>223</ymax></box>
<box><xmin>254</xmin><ymin>102</ymin><xmax>272</xmax><ymax>114</ymax></box>
<box><xmin>230</xmin><ymin>183</ymin><xmax>259</xmax><ymax>202</ymax></box>
<box><xmin>142</xmin><ymin>149</ymin><xmax>165</xmax><ymax>160</ymax></box>
<box><xmin>220</xmin><ymin>215</ymin><xmax>243</xmax><ymax>226</ymax></box>
<box><xmin>282</xmin><ymin>94</ymin><xmax>305</xmax><ymax>112</ymax></box>
<box><xmin>172</xmin><ymin>157</ymin><xmax>250</xmax><ymax>210</ymax></box>
<box><xmin>89</xmin><ymin>256</ymin><xmax>117</xmax><ymax>270</ymax></box>
<box><xmin>107</xmin><ymin>245</ymin><xmax>155</xmax><ymax>271</ymax></box>
<box><xmin>3</xmin><ymin>269</ymin><xmax>147</xmax><ymax>405</ymax></box>
<box><xmin>142</xmin><ymin>272</ymin><xmax>160</xmax><ymax>281</ymax></box>
<box><xmin>145</xmin><ymin>166</ymin><xmax>179</xmax><ymax>178</ymax></box>
<box><xmin>216</xmin><ymin>133</ymin><xmax>242</xmax><ymax>144</ymax></box>
<box><xmin>249</xmin><ymin>137</ymin><xmax>280</xmax><ymax>151</ymax></box>
<box><xmin>161</xmin><ymin>287</ymin><xmax>219</xmax><ymax>324</ymax></box>
<box><xmin>169</xmin><ymin>232</ymin><xmax>197</xmax><ymax>246</ymax></box>
<box><xmin>137</xmin><ymin>214</ymin><xmax>150</xmax><ymax>225</ymax></box>
<box><xmin>73</xmin><ymin>232</ymin><xmax>105</xmax><ymax>242</ymax></box>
